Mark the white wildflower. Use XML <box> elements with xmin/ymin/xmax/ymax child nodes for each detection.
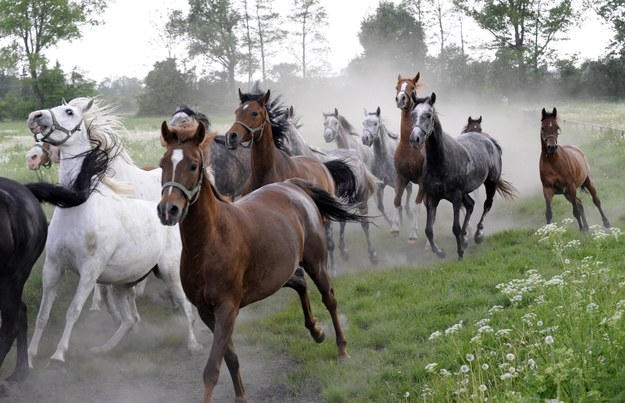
<box><xmin>496</xmin><ymin>329</ymin><xmax>512</xmax><ymax>337</ymax></box>
<box><xmin>500</xmin><ymin>372</ymin><xmax>513</xmax><ymax>380</ymax></box>
<box><xmin>527</xmin><ymin>358</ymin><xmax>536</xmax><ymax>369</ymax></box>
<box><xmin>428</xmin><ymin>330</ymin><xmax>442</xmax><ymax>340</ymax></box>
<box><xmin>479</xmin><ymin>384</ymin><xmax>487</xmax><ymax>392</ymax></box>
<box><xmin>587</xmin><ymin>303</ymin><xmax>600</xmax><ymax>312</ymax></box>
<box><xmin>425</xmin><ymin>363</ymin><xmax>438</xmax><ymax>372</ymax></box>
<box><xmin>439</xmin><ymin>369</ymin><xmax>451</xmax><ymax>377</ymax></box>
<box><xmin>403</xmin><ymin>391</ymin><xmax>410</xmax><ymax>398</ymax></box>
<box><xmin>466</xmin><ymin>354</ymin><xmax>475</xmax><ymax>362</ymax></box>
<box><xmin>478</xmin><ymin>326</ymin><xmax>494</xmax><ymax>334</ymax></box>
<box><xmin>481</xmin><ymin>363</ymin><xmax>489</xmax><ymax>370</ymax></box>
<box><xmin>545</xmin><ymin>335</ymin><xmax>555</xmax><ymax>345</ymax></box>
<box><xmin>506</xmin><ymin>353</ymin><xmax>515</xmax><ymax>361</ymax></box>
<box><xmin>460</xmin><ymin>364</ymin><xmax>470</xmax><ymax>373</ymax></box>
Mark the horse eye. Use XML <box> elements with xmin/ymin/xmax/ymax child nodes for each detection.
<box><xmin>252</xmin><ymin>111</ymin><xmax>259</xmax><ymax>118</ymax></box>
<box><xmin>66</xmin><ymin>109</ymin><xmax>73</xmax><ymax>115</ymax></box>
<box><xmin>190</xmin><ymin>164</ymin><xmax>198</xmax><ymax>171</ymax></box>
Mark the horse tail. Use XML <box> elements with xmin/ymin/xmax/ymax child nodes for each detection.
<box><xmin>323</xmin><ymin>159</ymin><xmax>357</xmax><ymax>203</ymax></box>
<box><xmin>289</xmin><ymin>178</ymin><xmax>369</xmax><ymax>223</ymax></box>
<box><xmin>496</xmin><ymin>177</ymin><xmax>519</xmax><ymax>202</ymax></box>
<box><xmin>25</xmin><ymin>144</ymin><xmax>111</xmax><ymax>208</ymax></box>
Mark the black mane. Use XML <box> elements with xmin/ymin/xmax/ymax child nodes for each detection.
<box><xmin>240</xmin><ymin>83</ymin><xmax>291</xmax><ymax>151</ymax></box>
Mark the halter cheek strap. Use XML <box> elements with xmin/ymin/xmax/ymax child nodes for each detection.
<box><xmin>35</xmin><ymin>109</ymin><xmax>82</xmax><ymax>146</ymax></box>
<box><xmin>161</xmin><ymin>150</ymin><xmax>205</xmax><ymax>221</ymax></box>
<box><xmin>233</xmin><ymin>112</ymin><xmax>270</xmax><ymax>147</ymax></box>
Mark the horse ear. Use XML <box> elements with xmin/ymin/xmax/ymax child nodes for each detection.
<box><xmin>397</xmin><ymin>74</ymin><xmax>401</xmax><ymax>82</ymax></box>
<box><xmin>467</xmin><ymin>116</ymin><xmax>472</xmax><ymax>124</ymax></box>
<box><xmin>541</xmin><ymin>108</ymin><xmax>547</xmax><ymax>120</ymax></box>
<box><xmin>61</xmin><ymin>97</ymin><xmax>67</xmax><ymax>105</ymax></box>
<box><xmin>552</xmin><ymin>107</ymin><xmax>557</xmax><ymax>117</ymax></box>
<box><xmin>414</xmin><ymin>72</ymin><xmax>420</xmax><ymax>83</ymax></box>
<box><xmin>83</xmin><ymin>98</ymin><xmax>94</xmax><ymax>113</ymax></box>
<box><xmin>262</xmin><ymin>89</ymin><xmax>271</xmax><ymax>106</ymax></box>
<box><xmin>478</xmin><ymin>116</ymin><xmax>482</xmax><ymax>123</ymax></box>
<box><xmin>430</xmin><ymin>92</ymin><xmax>436</xmax><ymax>104</ymax></box>
<box><xmin>194</xmin><ymin>120</ymin><xmax>206</xmax><ymax>145</ymax></box>
<box><xmin>376</xmin><ymin>106</ymin><xmax>381</xmax><ymax>116</ymax></box>
<box><xmin>334</xmin><ymin>107</ymin><xmax>339</xmax><ymax>116</ymax></box>
<box><xmin>238</xmin><ymin>88</ymin><xmax>244</xmax><ymax>102</ymax></box>
<box><xmin>161</xmin><ymin>121</ymin><xmax>174</xmax><ymax>146</ymax></box>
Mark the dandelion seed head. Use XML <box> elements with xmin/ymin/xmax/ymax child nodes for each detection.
<box><xmin>506</xmin><ymin>353</ymin><xmax>515</xmax><ymax>361</ymax></box>
<box><xmin>545</xmin><ymin>335</ymin><xmax>555</xmax><ymax>345</ymax></box>
<box><xmin>466</xmin><ymin>354</ymin><xmax>475</xmax><ymax>362</ymax></box>
<box><xmin>481</xmin><ymin>363</ymin><xmax>489</xmax><ymax>370</ymax></box>
<box><xmin>460</xmin><ymin>364</ymin><xmax>470</xmax><ymax>373</ymax></box>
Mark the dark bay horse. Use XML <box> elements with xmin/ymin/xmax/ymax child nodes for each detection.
<box><xmin>462</xmin><ymin>116</ymin><xmax>482</xmax><ymax>134</ymax></box>
<box><xmin>225</xmin><ymin>89</ymin><xmax>370</xmax><ymax>271</ymax></box>
<box><xmin>410</xmin><ymin>92</ymin><xmax>517</xmax><ymax>259</ymax></box>
<box><xmin>393</xmin><ymin>73</ymin><xmax>427</xmax><ymax>242</ymax></box>
<box><xmin>157</xmin><ymin>121</ymin><xmax>361</xmax><ymax>402</ymax></box>
<box><xmin>539</xmin><ymin>107</ymin><xmax>610</xmax><ymax>230</ymax></box>
<box><xmin>1</xmin><ymin>144</ymin><xmax>114</xmax><ymax>388</ymax></box>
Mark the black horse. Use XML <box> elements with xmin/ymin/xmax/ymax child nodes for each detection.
<box><xmin>0</xmin><ymin>142</ymin><xmax>112</xmax><ymax>391</ymax></box>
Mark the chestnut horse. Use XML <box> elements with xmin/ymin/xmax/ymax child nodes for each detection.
<box><xmin>539</xmin><ymin>107</ymin><xmax>610</xmax><ymax>231</ymax></box>
<box><xmin>158</xmin><ymin>121</ymin><xmax>359</xmax><ymax>402</ymax></box>
<box><xmin>225</xmin><ymin>89</ymin><xmax>364</xmax><ymax>272</ymax></box>
<box><xmin>393</xmin><ymin>73</ymin><xmax>427</xmax><ymax>242</ymax></box>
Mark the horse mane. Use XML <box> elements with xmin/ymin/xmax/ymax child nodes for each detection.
<box><xmin>174</xmin><ymin>104</ymin><xmax>212</xmax><ymax>130</ymax></box>
<box><xmin>335</xmin><ymin>113</ymin><xmax>360</xmax><ymax>139</ymax></box>
<box><xmin>367</xmin><ymin>111</ymin><xmax>399</xmax><ymax>140</ymax></box>
<box><xmin>240</xmin><ymin>82</ymin><xmax>290</xmax><ymax>151</ymax></box>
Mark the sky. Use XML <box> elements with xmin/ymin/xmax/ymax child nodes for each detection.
<box><xmin>49</xmin><ymin>0</ymin><xmax>613</xmax><ymax>83</ymax></box>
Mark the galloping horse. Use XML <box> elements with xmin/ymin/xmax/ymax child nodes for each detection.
<box><xmin>539</xmin><ymin>107</ymin><xmax>610</xmax><ymax>230</ymax></box>
<box><xmin>158</xmin><ymin>121</ymin><xmax>360</xmax><ymax>402</ymax></box>
<box><xmin>170</xmin><ymin>105</ymin><xmax>251</xmax><ymax>199</ymax></box>
<box><xmin>26</xmin><ymin>98</ymin><xmax>201</xmax><ymax>369</ymax></box>
<box><xmin>226</xmin><ymin>89</ymin><xmax>374</xmax><ymax>270</ymax></box>
<box><xmin>25</xmin><ymin>142</ymin><xmax>59</xmax><ymax>170</ymax></box>
<box><xmin>0</xmin><ymin>166</ymin><xmax>107</xmax><ymax>389</ymax></box>
<box><xmin>283</xmin><ymin>104</ymin><xmax>379</xmax><ymax>265</ymax></box>
<box><xmin>410</xmin><ymin>93</ymin><xmax>517</xmax><ymax>260</ymax></box>
<box><xmin>393</xmin><ymin>73</ymin><xmax>427</xmax><ymax>242</ymax></box>
<box><xmin>362</xmin><ymin>106</ymin><xmax>411</xmax><ymax>227</ymax></box>
<box><xmin>461</xmin><ymin>115</ymin><xmax>492</xmax><ymax>138</ymax></box>
<box><xmin>322</xmin><ymin>107</ymin><xmax>374</xmax><ymax>169</ymax></box>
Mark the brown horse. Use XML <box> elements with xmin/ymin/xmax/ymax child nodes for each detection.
<box><xmin>461</xmin><ymin>115</ymin><xmax>492</xmax><ymax>138</ymax></box>
<box><xmin>225</xmin><ymin>88</ymin><xmax>369</xmax><ymax>271</ymax></box>
<box><xmin>393</xmin><ymin>73</ymin><xmax>427</xmax><ymax>242</ymax></box>
<box><xmin>539</xmin><ymin>107</ymin><xmax>610</xmax><ymax>231</ymax></box>
<box><xmin>157</xmin><ymin>121</ymin><xmax>358</xmax><ymax>402</ymax></box>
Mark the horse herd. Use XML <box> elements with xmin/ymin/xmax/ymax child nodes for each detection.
<box><xmin>0</xmin><ymin>73</ymin><xmax>611</xmax><ymax>402</ymax></box>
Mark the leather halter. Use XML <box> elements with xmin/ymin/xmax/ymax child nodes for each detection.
<box><xmin>35</xmin><ymin>109</ymin><xmax>82</xmax><ymax>146</ymax></box>
<box><xmin>161</xmin><ymin>149</ymin><xmax>205</xmax><ymax>221</ymax></box>
<box><xmin>232</xmin><ymin>105</ymin><xmax>271</xmax><ymax>148</ymax></box>
<box><xmin>33</xmin><ymin>143</ymin><xmax>53</xmax><ymax>168</ymax></box>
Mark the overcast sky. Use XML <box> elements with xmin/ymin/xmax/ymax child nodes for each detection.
<box><xmin>49</xmin><ymin>0</ymin><xmax>612</xmax><ymax>83</ymax></box>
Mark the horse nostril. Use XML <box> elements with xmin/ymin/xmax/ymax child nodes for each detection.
<box><xmin>168</xmin><ymin>205</ymin><xmax>179</xmax><ymax>219</ymax></box>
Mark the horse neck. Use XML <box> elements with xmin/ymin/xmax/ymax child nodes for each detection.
<box><xmin>57</xmin><ymin>130</ymin><xmax>92</xmax><ymax>187</ymax></box>
<box><xmin>181</xmin><ymin>176</ymin><xmax>221</xmax><ymax>245</ymax></box>
<box><xmin>399</xmin><ymin>109</ymin><xmax>412</xmax><ymax>144</ymax></box>
<box><xmin>250</xmin><ymin>125</ymin><xmax>282</xmax><ymax>183</ymax></box>
<box><xmin>423</xmin><ymin>117</ymin><xmax>447</xmax><ymax>163</ymax></box>
<box><xmin>335</xmin><ymin>125</ymin><xmax>358</xmax><ymax>149</ymax></box>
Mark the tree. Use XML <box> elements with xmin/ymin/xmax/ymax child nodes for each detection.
<box><xmin>289</xmin><ymin>0</ymin><xmax>329</xmax><ymax>79</ymax></box>
<box><xmin>136</xmin><ymin>58</ymin><xmax>196</xmax><ymax>117</ymax></box>
<box><xmin>254</xmin><ymin>0</ymin><xmax>287</xmax><ymax>84</ymax></box>
<box><xmin>355</xmin><ymin>2</ymin><xmax>426</xmax><ymax>74</ymax></box>
<box><xmin>0</xmin><ymin>0</ymin><xmax>107</xmax><ymax>107</ymax></box>
<box><xmin>184</xmin><ymin>0</ymin><xmax>241</xmax><ymax>101</ymax></box>
<box><xmin>454</xmin><ymin>0</ymin><xmax>577</xmax><ymax>86</ymax></box>
<box><xmin>589</xmin><ymin>1</ymin><xmax>625</xmax><ymax>56</ymax></box>
<box><xmin>98</xmin><ymin>76</ymin><xmax>142</xmax><ymax>113</ymax></box>
<box><xmin>239</xmin><ymin>0</ymin><xmax>259</xmax><ymax>86</ymax></box>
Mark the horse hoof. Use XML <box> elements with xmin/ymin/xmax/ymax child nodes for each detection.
<box><xmin>436</xmin><ymin>250</ymin><xmax>446</xmax><ymax>258</ymax></box>
<box><xmin>461</xmin><ymin>236</ymin><xmax>469</xmax><ymax>249</ymax></box>
<box><xmin>390</xmin><ymin>229</ymin><xmax>399</xmax><ymax>238</ymax></box>
<box><xmin>312</xmin><ymin>327</ymin><xmax>325</xmax><ymax>343</ymax></box>
<box><xmin>188</xmin><ymin>341</ymin><xmax>204</xmax><ymax>352</ymax></box>
<box><xmin>474</xmin><ymin>233</ymin><xmax>484</xmax><ymax>244</ymax></box>
<box><xmin>90</xmin><ymin>346</ymin><xmax>106</xmax><ymax>354</ymax></box>
<box><xmin>370</xmin><ymin>253</ymin><xmax>378</xmax><ymax>265</ymax></box>
<box><xmin>0</xmin><ymin>381</ymin><xmax>14</xmax><ymax>397</ymax></box>
<box><xmin>46</xmin><ymin>359</ymin><xmax>66</xmax><ymax>372</ymax></box>
<box><xmin>340</xmin><ymin>251</ymin><xmax>349</xmax><ymax>261</ymax></box>
<box><xmin>5</xmin><ymin>368</ymin><xmax>29</xmax><ymax>384</ymax></box>
<box><xmin>407</xmin><ymin>238</ymin><xmax>417</xmax><ymax>244</ymax></box>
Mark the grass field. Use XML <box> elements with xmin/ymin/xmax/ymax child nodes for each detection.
<box><xmin>1</xmin><ymin>98</ymin><xmax>625</xmax><ymax>401</ymax></box>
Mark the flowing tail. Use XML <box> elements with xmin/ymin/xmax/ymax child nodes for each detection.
<box><xmin>289</xmin><ymin>178</ymin><xmax>370</xmax><ymax>224</ymax></box>
<box><xmin>25</xmin><ymin>143</ymin><xmax>111</xmax><ymax>208</ymax></box>
<box><xmin>496</xmin><ymin>177</ymin><xmax>519</xmax><ymax>202</ymax></box>
<box><xmin>323</xmin><ymin>159</ymin><xmax>357</xmax><ymax>203</ymax></box>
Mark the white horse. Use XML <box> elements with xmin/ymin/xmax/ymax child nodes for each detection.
<box><xmin>323</xmin><ymin>108</ymin><xmax>374</xmax><ymax>169</ymax></box>
<box><xmin>26</xmin><ymin>97</ymin><xmax>201</xmax><ymax>368</ymax></box>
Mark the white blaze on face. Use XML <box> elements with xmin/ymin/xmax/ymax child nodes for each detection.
<box><xmin>400</xmin><ymin>82</ymin><xmax>408</xmax><ymax>93</ymax></box>
<box><xmin>165</xmin><ymin>149</ymin><xmax>184</xmax><ymax>196</ymax></box>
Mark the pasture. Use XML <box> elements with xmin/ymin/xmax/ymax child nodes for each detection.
<box><xmin>0</xmin><ymin>96</ymin><xmax>624</xmax><ymax>401</ymax></box>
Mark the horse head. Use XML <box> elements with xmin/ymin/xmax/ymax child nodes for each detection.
<box><xmin>158</xmin><ymin>120</ymin><xmax>210</xmax><ymax>225</ymax></box>
<box><xmin>541</xmin><ymin>107</ymin><xmax>559</xmax><ymax>155</ymax></box>
<box><xmin>409</xmin><ymin>92</ymin><xmax>437</xmax><ymax>149</ymax></box>
<box><xmin>361</xmin><ymin>106</ymin><xmax>382</xmax><ymax>146</ymax></box>
<box><xmin>225</xmin><ymin>89</ymin><xmax>271</xmax><ymax>149</ymax></box>
<box><xmin>170</xmin><ymin>104</ymin><xmax>211</xmax><ymax>130</ymax></box>
<box><xmin>27</xmin><ymin>98</ymin><xmax>94</xmax><ymax>146</ymax></box>
<box><xmin>322</xmin><ymin>108</ymin><xmax>341</xmax><ymax>143</ymax></box>
<box><xmin>395</xmin><ymin>73</ymin><xmax>421</xmax><ymax>111</ymax></box>
<box><xmin>465</xmin><ymin>116</ymin><xmax>483</xmax><ymax>133</ymax></box>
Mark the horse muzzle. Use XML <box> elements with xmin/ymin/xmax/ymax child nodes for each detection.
<box><xmin>225</xmin><ymin>132</ymin><xmax>240</xmax><ymax>149</ymax></box>
<box><xmin>546</xmin><ymin>144</ymin><xmax>558</xmax><ymax>155</ymax></box>
<box><xmin>157</xmin><ymin>201</ymin><xmax>183</xmax><ymax>226</ymax></box>
<box><xmin>395</xmin><ymin>94</ymin><xmax>408</xmax><ymax>110</ymax></box>
<box><xmin>409</xmin><ymin>128</ymin><xmax>423</xmax><ymax>149</ymax></box>
<box><xmin>361</xmin><ymin>132</ymin><xmax>373</xmax><ymax>146</ymax></box>
<box><xmin>323</xmin><ymin>129</ymin><xmax>335</xmax><ymax>143</ymax></box>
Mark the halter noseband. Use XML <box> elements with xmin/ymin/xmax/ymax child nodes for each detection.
<box><xmin>233</xmin><ymin>106</ymin><xmax>271</xmax><ymax>147</ymax></box>
<box><xmin>161</xmin><ymin>149</ymin><xmax>205</xmax><ymax>220</ymax></box>
<box><xmin>35</xmin><ymin>108</ymin><xmax>82</xmax><ymax>146</ymax></box>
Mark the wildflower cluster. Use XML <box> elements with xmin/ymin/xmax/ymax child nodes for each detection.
<box><xmin>420</xmin><ymin>221</ymin><xmax>625</xmax><ymax>401</ymax></box>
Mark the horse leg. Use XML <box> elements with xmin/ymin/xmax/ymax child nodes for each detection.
<box><xmin>89</xmin><ymin>283</ymin><xmax>103</xmax><ymax>311</ymax></box>
<box><xmin>474</xmin><ymin>182</ymin><xmax>496</xmax><ymax>244</ymax></box>
<box><xmin>583</xmin><ymin>178</ymin><xmax>611</xmax><ymax>228</ymax></box>
<box><xmin>376</xmin><ymin>184</ymin><xmax>391</xmax><ymax>225</ymax></box>
<box><xmin>201</xmin><ymin>303</ymin><xmax>245</xmax><ymax>403</ymax></box>
<box><xmin>283</xmin><ymin>268</ymin><xmax>325</xmax><ymax>342</ymax></box>
<box><xmin>409</xmin><ymin>185</ymin><xmax>427</xmax><ymax>244</ymax></box>
<box><xmin>564</xmin><ymin>187</ymin><xmax>588</xmax><ymax>231</ymax></box>
<box><xmin>96</xmin><ymin>284</ymin><xmax>121</xmax><ymax>321</ymax></box>
<box><xmin>27</xmin><ymin>259</ymin><xmax>65</xmax><ymax>368</ymax></box>
<box><xmin>48</xmin><ymin>268</ymin><xmax>101</xmax><ymax>367</ymax></box>
<box><xmin>338</xmin><ymin>221</ymin><xmax>349</xmax><ymax>261</ymax></box>
<box><xmin>425</xmin><ymin>197</ymin><xmax>445</xmax><ymax>258</ymax></box>
<box><xmin>325</xmin><ymin>221</ymin><xmax>337</xmax><ymax>274</ymax></box>
<box><xmin>156</xmin><ymin>261</ymin><xmax>203</xmax><ymax>351</ymax></box>
<box><xmin>404</xmin><ymin>182</ymin><xmax>413</xmax><ymax>221</ymax></box>
<box><xmin>91</xmin><ymin>284</ymin><xmax>137</xmax><ymax>353</ymax></box>
<box><xmin>303</xmin><ymin>261</ymin><xmax>349</xmax><ymax>360</ymax></box>
<box><xmin>391</xmin><ymin>176</ymin><xmax>408</xmax><ymax>237</ymax></box>
<box><xmin>543</xmin><ymin>187</ymin><xmax>555</xmax><ymax>224</ymax></box>
<box><xmin>451</xmin><ymin>197</ymin><xmax>466</xmax><ymax>260</ymax></box>
<box><xmin>460</xmin><ymin>193</ymin><xmax>475</xmax><ymax>249</ymax></box>
<box><xmin>359</xmin><ymin>203</ymin><xmax>378</xmax><ymax>265</ymax></box>
<box><xmin>0</xmin><ymin>288</ymin><xmax>27</xmax><ymax>383</ymax></box>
